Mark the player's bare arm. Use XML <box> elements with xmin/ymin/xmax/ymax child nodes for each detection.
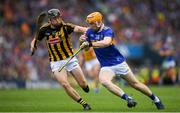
<box><xmin>80</xmin><ymin>37</ymin><xmax>112</xmax><ymax>49</ymax></box>
<box><xmin>74</xmin><ymin>26</ymin><xmax>88</xmax><ymax>33</ymax></box>
<box><xmin>159</xmin><ymin>49</ymin><xmax>175</xmax><ymax>56</ymax></box>
<box><xmin>90</xmin><ymin>37</ymin><xmax>112</xmax><ymax>48</ymax></box>
<box><xmin>30</xmin><ymin>38</ymin><xmax>38</xmax><ymax>54</ymax></box>
<box><xmin>30</xmin><ymin>32</ymin><xmax>42</xmax><ymax>55</ymax></box>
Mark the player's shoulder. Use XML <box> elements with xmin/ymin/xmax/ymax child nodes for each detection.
<box><xmin>103</xmin><ymin>26</ymin><xmax>113</xmax><ymax>32</ymax></box>
<box><xmin>86</xmin><ymin>28</ymin><xmax>94</xmax><ymax>34</ymax></box>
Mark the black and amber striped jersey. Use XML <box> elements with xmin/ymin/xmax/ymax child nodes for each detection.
<box><xmin>36</xmin><ymin>22</ymin><xmax>75</xmax><ymax>62</ymax></box>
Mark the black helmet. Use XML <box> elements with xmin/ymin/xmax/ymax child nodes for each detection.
<box><xmin>47</xmin><ymin>9</ymin><xmax>61</xmax><ymax>19</ymax></box>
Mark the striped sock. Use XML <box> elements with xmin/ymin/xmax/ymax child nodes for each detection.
<box><xmin>77</xmin><ymin>98</ymin><xmax>87</xmax><ymax>106</ymax></box>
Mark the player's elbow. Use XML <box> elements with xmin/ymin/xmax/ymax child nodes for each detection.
<box><xmin>103</xmin><ymin>38</ymin><xmax>112</xmax><ymax>47</ymax></box>
<box><xmin>103</xmin><ymin>40</ymin><xmax>111</xmax><ymax>47</ymax></box>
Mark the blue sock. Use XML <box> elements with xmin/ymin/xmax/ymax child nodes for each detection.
<box><xmin>150</xmin><ymin>94</ymin><xmax>160</xmax><ymax>103</ymax></box>
<box><xmin>121</xmin><ymin>93</ymin><xmax>129</xmax><ymax>101</ymax></box>
<box><xmin>149</xmin><ymin>94</ymin><xmax>156</xmax><ymax>100</ymax></box>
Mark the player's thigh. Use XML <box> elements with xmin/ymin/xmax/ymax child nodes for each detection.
<box><xmin>90</xmin><ymin>64</ymin><xmax>100</xmax><ymax>80</ymax></box>
<box><xmin>64</xmin><ymin>57</ymin><xmax>86</xmax><ymax>84</ymax></box>
<box><xmin>70</xmin><ymin>65</ymin><xmax>86</xmax><ymax>85</ymax></box>
<box><xmin>54</xmin><ymin>69</ymin><xmax>68</xmax><ymax>85</ymax></box>
<box><xmin>92</xmin><ymin>63</ymin><xmax>100</xmax><ymax>74</ymax></box>
<box><xmin>121</xmin><ymin>69</ymin><xmax>139</xmax><ymax>85</ymax></box>
<box><xmin>99</xmin><ymin>67</ymin><xmax>115</xmax><ymax>84</ymax></box>
<box><xmin>86</xmin><ymin>64</ymin><xmax>99</xmax><ymax>79</ymax></box>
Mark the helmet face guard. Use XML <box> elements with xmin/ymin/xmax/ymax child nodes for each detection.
<box><xmin>47</xmin><ymin>9</ymin><xmax>61</xmax><ymax>19</ymax></box>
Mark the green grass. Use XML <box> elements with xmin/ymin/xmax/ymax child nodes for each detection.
<box><xmin>0</xmin><ymin>86</ymin><xmax>180</xmax><ymax>112</ymax></box>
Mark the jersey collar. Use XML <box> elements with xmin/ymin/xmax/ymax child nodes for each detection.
<box><xmin>97</xmin><ymin>23</ymin><xmax>104</xmax><ymax>33</ymax></box>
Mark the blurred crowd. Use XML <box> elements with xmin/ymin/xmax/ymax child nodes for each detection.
<box><xmin>0</xmin><ymin>0</ymin><xmax>180</xmax><ymax>88</ymax></box>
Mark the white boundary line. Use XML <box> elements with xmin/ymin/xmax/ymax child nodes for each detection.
<box><xmin>0</xmin><ymin>111</ymin><xmax>180</xmax><ymax>113</ymax></box>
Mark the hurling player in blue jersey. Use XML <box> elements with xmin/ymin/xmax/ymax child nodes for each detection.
<box><xmin>80</xmin><ymin>12</ymin><xmax>164</xmax><ymax>109</ymax></box>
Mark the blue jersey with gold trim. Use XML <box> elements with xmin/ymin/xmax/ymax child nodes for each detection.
<box><xmin>86</xmin><ymin>26</ymin><xmax>125</xmax><ymax>67</ymax></box>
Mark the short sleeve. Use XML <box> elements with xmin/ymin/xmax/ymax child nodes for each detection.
<box><xmin>65</xmin><ymin>23</ymin><xmax>75</xmax><ymax>34</ymax></box>
<box><xmin>104</xmin><ymin>28</ymin><xmax>114</xmax><ymax>38</ymax></box>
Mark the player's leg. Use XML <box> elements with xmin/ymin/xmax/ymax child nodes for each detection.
<box><xmin>53</xmin><ymin>69</ymin><xmax>91</xmax><ymax>110</ymax></box>
<box><xmin>122</xmin><ymin>66</ymin><xmax>164</xmax><ymax>109</ymax></box>
<box><xmin>65</xmin><ymin>57</ymin><xmax>90</xmax><ymax>93</ymax></box>
<box><xmin>69</xmin><ymin>65</ymin><xmax>90</xmax><ymax>93</ymax></box>
<box><xmin>54</xmin><ymin>69</ymin><xmax>80</xmax><ymax>100</ymax></box>
<box><xmin>166</xmin><ymin>67</ymin><xmax>177</xmax><ymax>84</ymax></box>
<box><xmin>91</xmin><ymin>63</ymin><xmax>100</xmax><ymax>93</ymax></box>
<box><xmin>99</xmin><ymin>67</ymin><xmax>136</xmax><ymax>108</ymax></box>
<box><xmin>85</xmin><ymin>59</ymin><xmax>100</xmax><ymax>93</ymax></box>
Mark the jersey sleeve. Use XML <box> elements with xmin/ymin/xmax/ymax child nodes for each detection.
<box><xmin>65</xmin><ymin>23</ymin><xmax>75</xmax><ymax>34</ymax></box>
<box><xmin>104</xmin><ymin>28</ymin><xmax>114</xmax><ymax>38</ymax></box>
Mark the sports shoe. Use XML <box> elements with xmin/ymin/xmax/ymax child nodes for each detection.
<box><xmin>83</xmin><ymin>103</ymin><xmax>91</xmax><ymax>110</ymax></box>
<box><xmin>127</xmin><ymin>98</ymin><xmax>137</xmax><ymax>108</ymax></box>
<box><xmin>154</xmin><ymin>101</ymin><xmax>165</xmax><ymax>110</ymax></box>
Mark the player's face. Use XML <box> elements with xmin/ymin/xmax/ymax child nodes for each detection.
<box><xmin>49</xmin><ymin>16</ymin><xmax>62</xmax><ymax>27</ymax></box>
<box><xmin>89</xmin><ymin>22</ymin><xmax>101</xmax><ymax>31</ymax></box>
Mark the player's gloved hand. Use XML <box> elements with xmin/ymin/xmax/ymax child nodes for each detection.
<box><xmin>80</xmin><ymin>41</ymin><xmax>90</xmax><ymax>49</ymax></box>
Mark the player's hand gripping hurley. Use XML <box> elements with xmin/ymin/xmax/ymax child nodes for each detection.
<box><xmin>31</xmin><ymin>12</ymin><xmax>46</xmax><ymax>56</ymax></box>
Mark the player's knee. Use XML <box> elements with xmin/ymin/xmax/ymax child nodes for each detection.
<box><xmin>61</xmin><ymin>82</ymin><xmax>70</xmax><ymax>89</ymax></box>
<box><xmin>99</xmin><ymin>77</ymin><xmax>110</xmax><ymax>87</ymax></box>
<box><xmin>99</xmin><ymin>76</ymin><xmax>103</xmax><ymax>83</ymax></box>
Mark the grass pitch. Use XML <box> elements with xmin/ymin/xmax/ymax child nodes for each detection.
<box><xmin>0</xmin><ymin>86</ymin><xmax>180</xmax><ymax>112</ymax></box>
